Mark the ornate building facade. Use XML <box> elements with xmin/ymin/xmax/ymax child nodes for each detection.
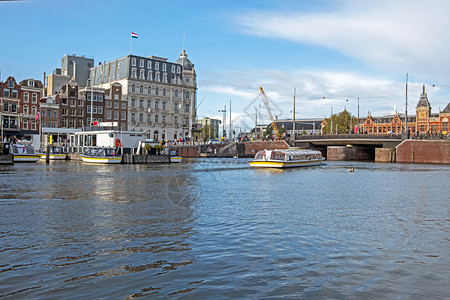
<box><xmin>89</xmin><ymin>49</ymin><xmax>196</xmax><ymax>141</ymax></box>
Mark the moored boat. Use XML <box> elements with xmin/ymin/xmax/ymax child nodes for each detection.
<box><xmin>249</xmin><ymin>149</ymin><xmax>324</xmax><ymax>168</ymax></box>
<box><xmin>80</xmin><ymin>147</ymin><xmax>122</xmax><ymax>164</ymax></box>
<box><xmin>169</xmin><ymin>149</ymin><xmax>182</xmax><ymax>163</ymax></box>
<box><xmin>39</xmin><ymin>146</ymin><xmax>67</xmax><ymax>160</ymax></box>
<box><xmin>11</xmin><ymin>144</ymin><xmax>40</xmax><ymax>163</ymax></box>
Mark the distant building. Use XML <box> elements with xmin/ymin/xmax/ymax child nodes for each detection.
<box><xmin>318</xmin><ymin>85</ymin><xmax>450</xmax><ymax>135</ymax></box>
<box><xmin>47</xmin><ymin>55</ymin><xmax>94</xmax><ymax>96</ymax></box>
<box><xmin>89</xmin><ymin>49</ymin><xmax>196</xmax><ymax>141</ymax></box>
<box><xmin>198</xmin><ymin>117</ymin><xmax>221</xmax><ymax>138</ymax></box>
<box><xmin>357</xmin><ymin>85</ymin><xmax>449</xmax><ymax>135</ymax></box>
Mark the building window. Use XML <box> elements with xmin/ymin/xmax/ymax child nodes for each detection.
<box><xmin>139</xmin><ymin>113</ymin><xmax>143</xmax><ymax>122</ymax></box>
<box><xmin>443</xmin><ymin>120</ymin><xmax>448</xmax><ymax>131</ymax></box>
<box><xmin>114</xmin><ymin>94</ymin><xmax>119</xmax><ymax>100</ymax></box>
<box><xmin>131</xmin><ymin>113</ymin><xmax>135</xmax><ymax>121</ymax></box>
<box><xmin>175</xmin><ymin>90</ymin><xmax>178</xmax><ymax>97</ymax></box>
<box><xmin>114</xmin><ymin>101</ymin><xmax>119</xmax><ymax>109</ymax></box>
<box><xmin>106</xmin><ymin>100</ymin><xmax>112</xmax><ymax>108</ymax></box>
<box><xmin>106</xmin><ymin>110</ymin><xmax>112</xmax><ymax>120</ymax></box>
<box><xmin>8</xmin><ymin>80</ymin><xmax>14</xmax><ymax>88</ymax></box>
<box><xmin>163</xmin><ymin>73</ymin><xmax>167</xmax><ymax>83</ymax></box>
<box><xmin>155</xmin><ymin>101</ymin><xmax>159</xmax><ymax>110</ymax></box>
<box><xmin>131</xmin><ymin>68</ymin><xmax>137</xmax><ymax>78</ymax></box>
<box><xmin>24</xmin><ymin>105</ymin><xmax>29</xmax><ymax>115</ymax></box>
<box><xmin>171</xmin><ymin>65</ymin><xmax>175</xmax><ymax>73</ymax></box>
<box><xmin>155</xmin><ymin>87</ymin><xmax>159</xmax><ymax>95</ymax></box>
<box><xmin>3</xmin><ymin>102</ymin><xmax>8</xmax><ymax>112</ymax></box>
<box><xmin>23</xmin><ymin>120</ymin><xmax>28</xmax><ymax>130</ymax></box>
<box><xmin>98</xmin><ymin>106</ymin><xmax>103</xmax><ymax>115</ymax></box>
<box><xmin>12</xmin><ymin>89</ymin><xmax>18</xmax><ymax>98</ymax></box>
<box><xmin>140</xmin><ymin>69</ymin><xmax>145</xmax><ymax>79</ymax></box>
<box><xmin>3</xmin><ymin>89</ymin><xmax>10</xmax><ymax>98</ymax></box>
<box><xmin>131</xmin><ymin>57</ymin><xmax>136</xmax><ymax>66</ymax></box>
<box><xmin>162</xmin><ymin>63</ymin><xmax>166</xmax><ymax>71</ymax></box>
<box><xmin>31</xmin><ymin>121</ymin><xmax>36</xmax><ymax>130</ymax></box>
<box><xmin>155</xmin><ymin>115</ymin><xmax>159</xmax><ymax>123</ymax></box>
<box><xmin>148</xmin><ymin>70</ymin><xmax>152</xmax><ymax>80</ymax></box>
<box><xmin>162</xmin><ymin>101</ymin><xmax>166</xmax><ymax>110</ymax></box>
<box><xmin>114</xmin><ymin>111</ymin><xmax>119</xmax><ymax>120</ymax></box>
<box><xmin>147</xmin><ymin>61</ymin><xmax>152</xmax><ymax>69</ymax></box>
<box><xmin>155</xmin><ymin>62</ymin><xmax>159</xmax><ymax>70</ymax></box>
<box><xmin>140</xmin><ymin>85</ymin><xmax>143</xmax><ymax>94</ymax></box>
<box><xmin>155</xmin><ymin>72</ymin><xmax>160</xmax><ymax>82</ymax></box>
<box><xmin>24</xmin><ymin>92</ymin><xmax>29</xmax><ymax>103</ymax></box>
<box><xmin>163</xmin><ymin>88</ymin><xmax>166</xmax><ymax>96</ymax></box>
<box><xmin>11</xmin><ymin>102</ymin><xmax>17</xmax><ymax>113</ymax></box>
<box><xmin>147</xmin><ymin>86</ymin><xmax>151</xmax><ymax>95</ymax></box>
<box><xmin>121</xmin><ymin>102</ymin><xmax>126</xmax><ymax>109</ymax></box>
<box><xmin>131</xmin><ymin>98</ymin><xmax>135</xmax><ymax>107</ymax></box>
<box><xmin>185</xmin><ymin>104</ymin><xmax>190</xmax><ymax>113</ymax></box>
<box><xmin>131</xmin><ymin>84</ymin><xmax>136</xmax><ymax>93</ymax></box>
<box><xmin>121</xmin><ymin>111</ymin><xmax>126</xmax><ymax>120</ymax></box>
<box><xmin>98</xmin><ymin>94</ymin><xmax>103</xmax><ymax>102</ymax></box>
<box><xmin>186</xmin><ymin>91</ymin><xmax>190</xmax><ymax>99</ymax></box>
<box><xmin>78</xmin><ymin>109</ymin><xmax>83</xmax><ymax>117</ymax></box>
<box><xmin>140</xmin><ymin>59</ymin><xmax>144</xmax><ymax>68</ymax></box>
<box><xmin>177</xmin><ymin>66</ymin><xmax>181</xmax><ymax>73</ymax></box>
<box><xmin>139</xmin><ymin>99</ymin><xmax>144</xmax><ymax>108</ymax></box>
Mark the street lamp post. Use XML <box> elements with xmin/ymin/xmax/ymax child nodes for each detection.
<box><xmin>218</xmin><ymin>105</ymin><xmax>226</xmax><ymax>139</ymax></box>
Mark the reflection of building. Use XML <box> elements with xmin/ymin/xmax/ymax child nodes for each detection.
<box><xmin>89</xmin><ymin>49</ymin><xmax>196</xmax><ymax>141</ymax></box>
<box><xmin>198</xmin><ymin>117</ymin><xmax>221</xmax><ymax>138</ymax></box>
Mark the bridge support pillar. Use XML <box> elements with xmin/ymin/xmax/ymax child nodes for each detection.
<box><xmin>375</xmin><ymin>148</ymin><xmax>396</xmax><ymax>162</ymax></box>
<box><xmin>327</xmin><ymin>146</ymin><xmax>374</xmax><ymax>161</ymax></box>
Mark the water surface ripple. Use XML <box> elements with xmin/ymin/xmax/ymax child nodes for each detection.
<box><xmin>0</xmin><ymin>159</ymin><xmax>449</xmax><ymax>299</ymax></box>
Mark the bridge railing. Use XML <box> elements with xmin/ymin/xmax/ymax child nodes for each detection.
<box><xmin>295</xmin><ymin>134</ymin><xmax>402</xmax><ymax>140</ymax></box>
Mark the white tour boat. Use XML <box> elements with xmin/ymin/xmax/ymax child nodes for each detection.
<box><xmin>80</xmin><ymin>147</ymin><xmax>122</xmax><ymax>164</ymax></box>
<box><xmin>169</xmin><ymin>149</ymin><xmax>182</xmax><ymax>163</ymax></box>
<box><xmin>11</xmin><ymin>143</ymin><xmax>40</xmax><ymax>163</ymax></box>
<box><xmin>249</xmin><ymin>149</ymin><xmax>325</xmax><ymax>168</ymax></box>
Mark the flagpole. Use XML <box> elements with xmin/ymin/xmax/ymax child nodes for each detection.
<box><xmin>130</xmin><ymin>35</ymin><xmax>132</xmax><ymax>55</ymax></box>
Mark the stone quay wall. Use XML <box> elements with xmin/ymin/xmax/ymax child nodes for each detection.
<box><xmin>396</xmin><ymin>140</ymin><xmax>450</xmax><ymax>164</ymax></box>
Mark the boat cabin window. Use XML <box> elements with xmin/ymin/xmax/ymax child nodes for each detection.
<box><xmin>254</xmin><ymin>151</ymin><xmax>266</xmax><ymax>160</ymax></box>
<box><xmin>270</xmin><ymin>151</ymin><xmax>286</xmax><ymax>161</ymax></box>
<box><xmin>105</xmin><ymin>149</ymin><xmax>115</xmax><ymax>156</ymax></box>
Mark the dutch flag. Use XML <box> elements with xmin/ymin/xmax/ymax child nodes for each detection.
<box><xmin>131</xmin><ymin>32</ymin><xmax>138</xmax><ymax>39</ymax></box>
<box><xmin>35</xmin><ymin>109</ymin><xmax>40</xmax><ymax>121</ymax></box>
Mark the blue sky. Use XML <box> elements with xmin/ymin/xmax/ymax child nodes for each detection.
<box><xmin>1</xmin><ymin>0</ymin><xmax>449</xmax><ymax>131</ymax></box>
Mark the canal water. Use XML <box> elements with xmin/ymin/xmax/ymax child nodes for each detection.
<box><xmin>0</xmin><ymin>159</ymin><xmax>449</xmax><ymax>299</ymax></box>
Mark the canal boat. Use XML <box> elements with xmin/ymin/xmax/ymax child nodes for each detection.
<box><xmin>11</xmin><ymin>143</ymin><xmax>40</xmax><ymax>163</ymax></box>
<box><xmin>249</xmin><ymin>149</ymin><xmax>324</xmax><ymax>168</ymax></box>
<box><xmin>80</xmin><ymin>147</ymin><xmax>122</xmax><ymax>164</ymax></box>
<box><xmin>38</xmin><ymin>146</ymin><xmax>67</xmax><ymax>160</ymax></box>
<box><xmin>169</xmin><ymin>149</ymin><xmax>182</xmax><ymax>163</ymax></box>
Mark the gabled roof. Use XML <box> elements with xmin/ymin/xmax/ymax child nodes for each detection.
<box><xmin>442</xmin><ymin>102</ymin><xmax>450</xmax><ymax>113</ymax></box>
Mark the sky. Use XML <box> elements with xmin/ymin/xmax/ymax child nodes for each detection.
<box><xmin>1</xmin><ymin>0</ymin><xmax>450</xmax><ymax>132</ymax></box>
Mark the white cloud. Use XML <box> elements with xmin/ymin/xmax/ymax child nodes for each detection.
<box><xmin>231</xmin><ymin>0</ymin><xmax>450</xmax><ymax>79</ymax></box>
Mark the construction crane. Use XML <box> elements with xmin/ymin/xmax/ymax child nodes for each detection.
<box><xmin>259</xmin><ymin>87</ymin><xmax>279</xmax><ymax>138</ymax></box>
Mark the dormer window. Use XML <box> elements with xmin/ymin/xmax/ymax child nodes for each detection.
<box><xmin>162</xmin><ymin>63</ymin><xmax>166</xmax><ymax>71</ymax></box>
<box><xmin>147</xmin><ymin>61</ymin><xmax>151</xmax><ymax>69</ymax></box>
<box><xmin>140</xmin><ymin>59</ymin><xmax>144</xmax><ymax>68</ymax></box>
<box><xmin>155</xmin><ymin>62</ymin><xmax>159</xmax><ymax>70</ymax></box>
<box><xmin>171</xmin><ymin>65</ymin><xmax>175</xmax><ymax>73</ymax></box>
<box><xmin>28</xmin><ymin>80</ymin><xmax>34</xmax><ymax>87</ymax></box>
<box><xmin>131</xmin><ymin>57</ymin><xmax>136</xmax><ymax>66</ymax></box>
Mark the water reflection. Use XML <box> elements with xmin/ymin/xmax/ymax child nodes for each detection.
<box><xmin>0</xmin><ymin>160</ymin><xmax>449</xmax><ymax>298</ymax></box>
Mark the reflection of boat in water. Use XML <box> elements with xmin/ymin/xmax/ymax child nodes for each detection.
<box><xmin>11</xmin><ymin>144</ymin><xmax>40</xmax><ymax>163</ymax></box>
<box><xmin>169</xmin><ymin>149</ymin><xmax>182</xmax><ymax>163</ymax></box>
<box><xmin>80</xmin><ymin>147</ymin><xmax>122</xmax><ymax>164</ymax></box>
<box><xmin>38</xmin><ymin>146</ymin><xmax>67</xmax><ymax>160</ymax></box>
<box><xmin>249</xmin><ymin>149</ymin><xmax>325</xmax><ymax>168</ymax></box>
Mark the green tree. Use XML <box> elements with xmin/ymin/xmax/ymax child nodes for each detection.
<box><xmin>323</xmin><ymin>110</ymin><xmax>358</xmax><ymax>134</ymax></box>
<box><xmin>201</xmin><ymin>124</ymin><xmax>215</xmax><ymax>139</ymax></box>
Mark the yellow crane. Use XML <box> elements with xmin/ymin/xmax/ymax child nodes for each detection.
<box><xmin>259</xmin><ymin>87</ymin><xmax>279</xmax><ymax>138</ymax></box>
